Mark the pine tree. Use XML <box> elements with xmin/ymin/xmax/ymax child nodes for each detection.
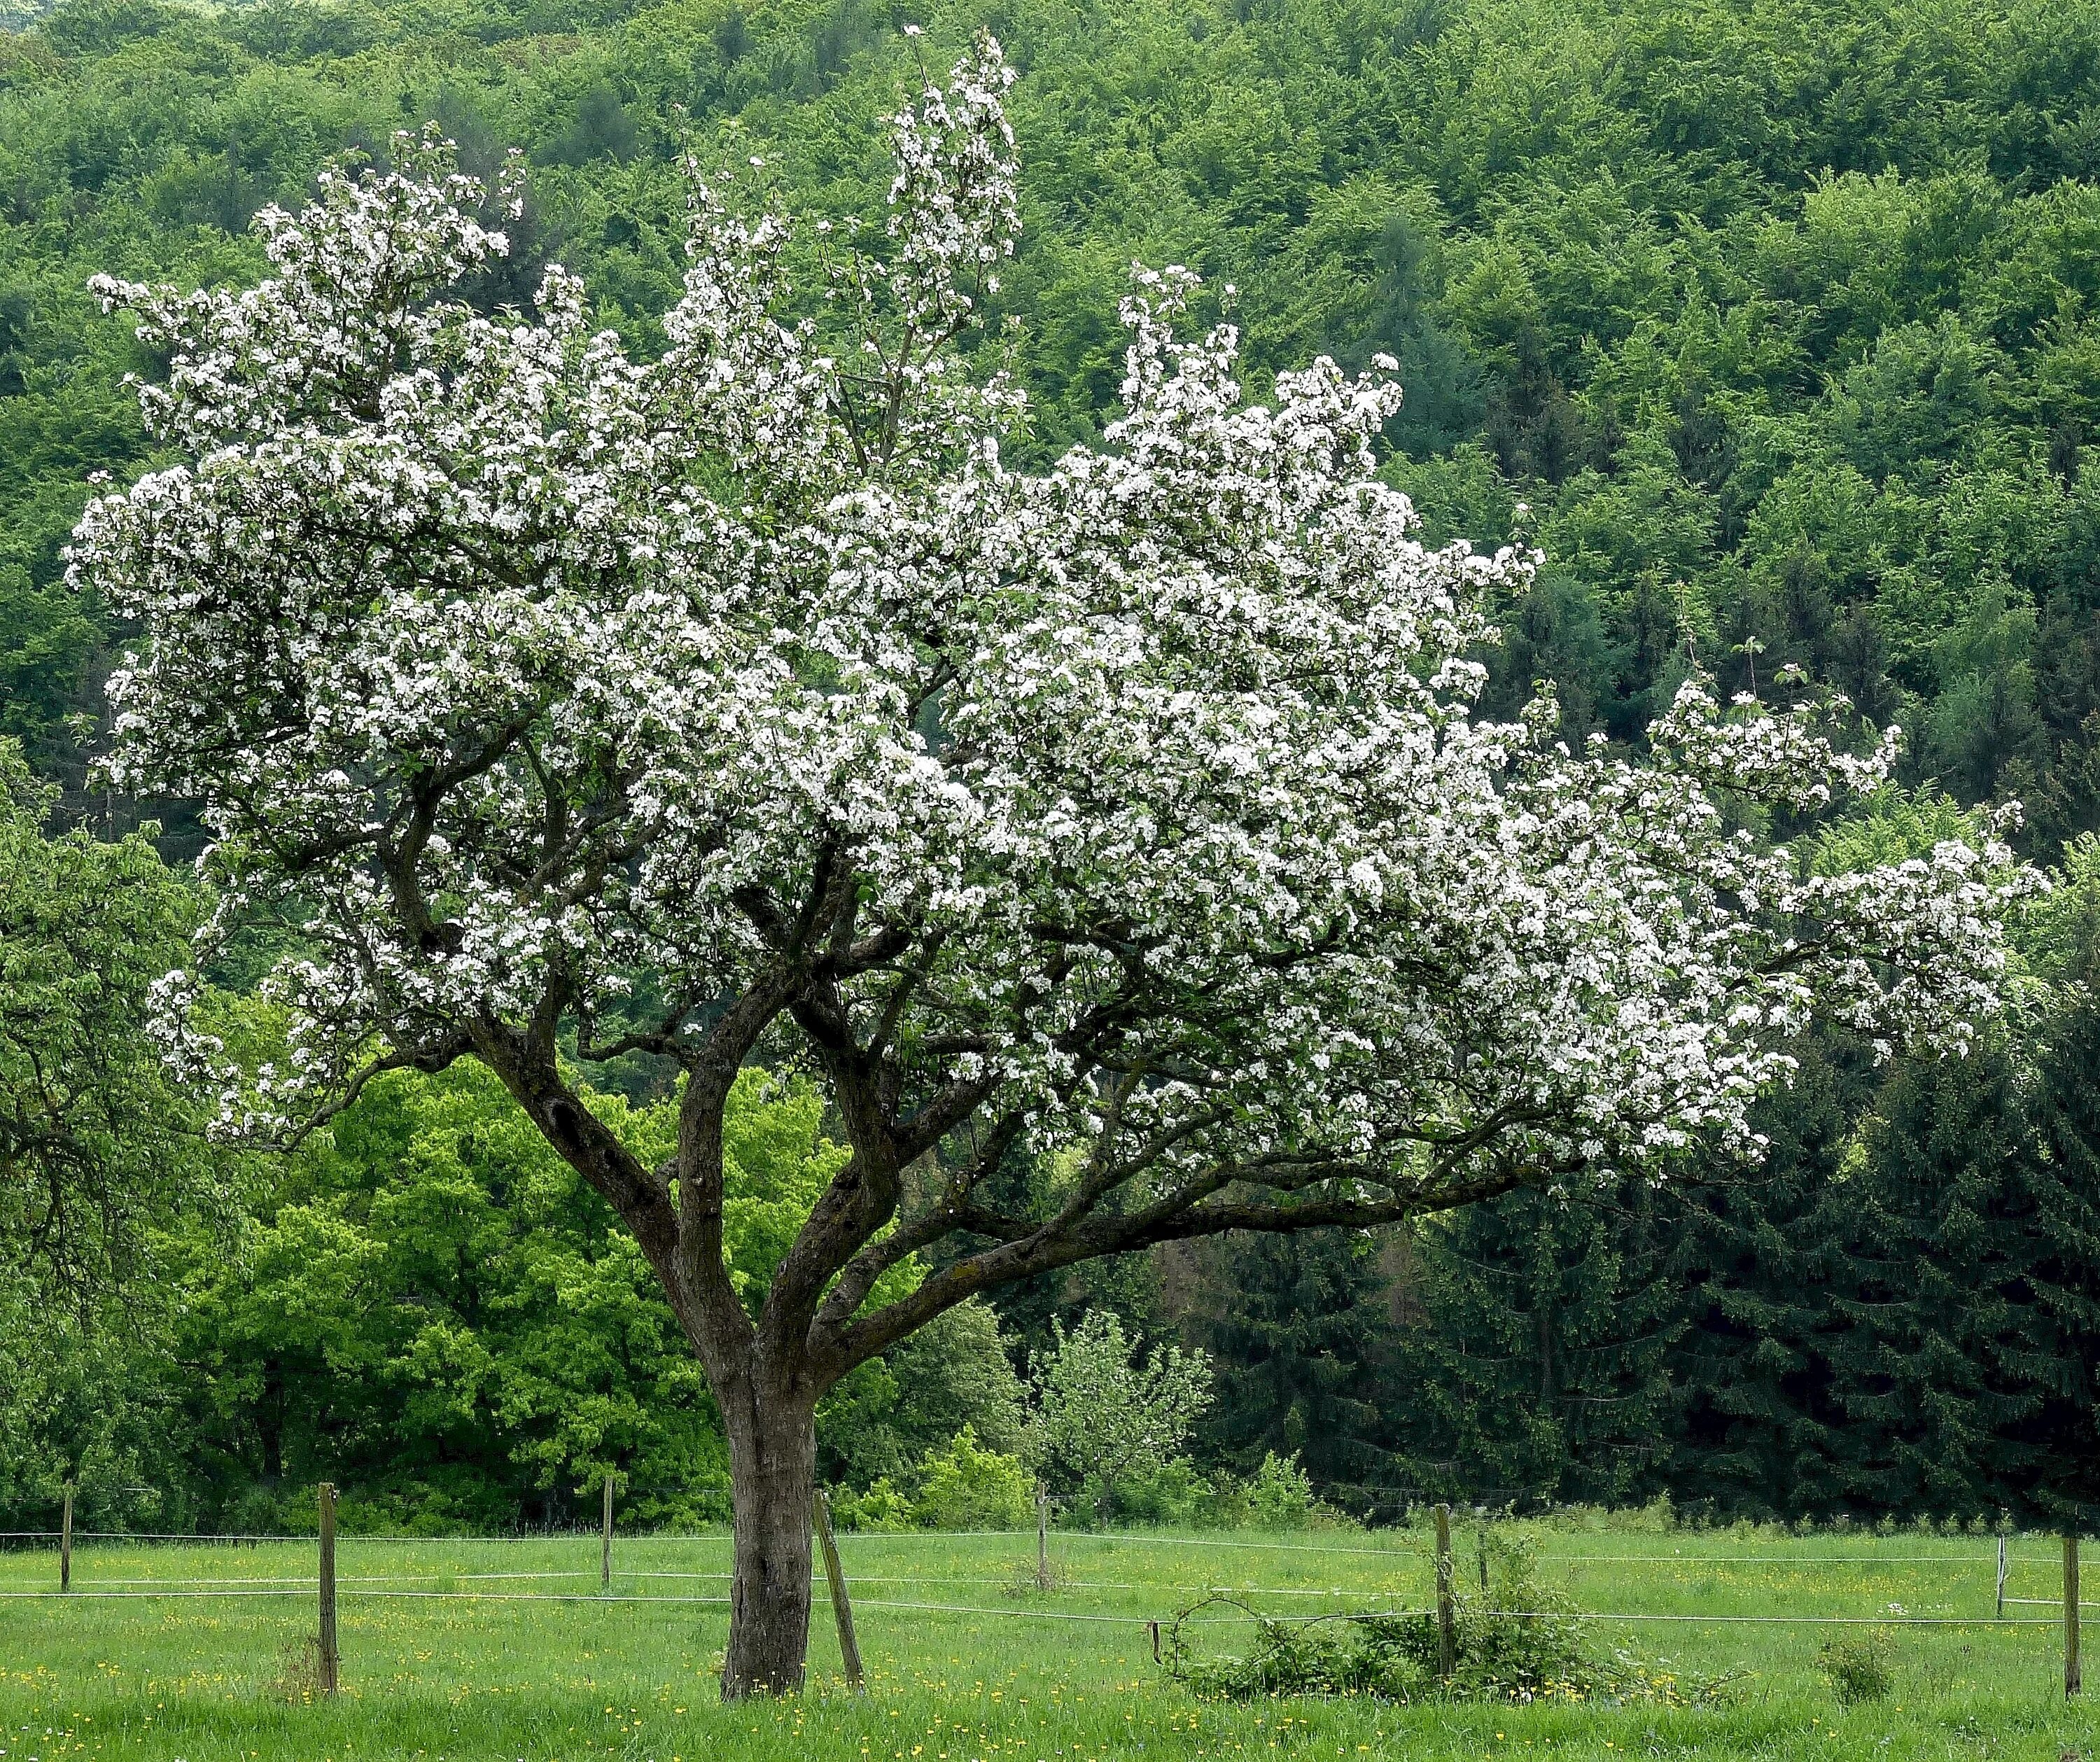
<box><xmin>1180</xmin><ymin>1229</ymin><xmax>1407</xmax><ymax>1513</ymax></box>
<box><xmin>2005</xmin><ymin>974</ymin><xmax>2100</xmax><ymax>1530</ymax></box>
<box><xmin>1659</xmin><ymin>1034</ymin><xmax>1870</xmax><ymax>1518</ymax></box>
<box><xmin>1387</xmin><ymin>1182</ymin><xmax>1682</xmax><ymax>1508</ymax></box>
<box><xmin>1820</xmin><ymin>1039</ymin><xmax>2041</xmax><ymax>1521</ymax></box>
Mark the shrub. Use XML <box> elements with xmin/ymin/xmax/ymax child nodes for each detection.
<box><xmin>1091</xmin><ymin>1459</ymin><xmax>1210</xmax><ymax>1527</ymax></box>
<box><xmin>830</xmin><ymin>1478</ymin><xmax>913</xmax><ymax>1533</ymax></box>
<box><xmin>1197</xmin><ymin>1471</ymin><xmax>1252</xmax><ymax>1530</ymax></box>
<box><xmin>1168</xmin><ymin>1534</ymin><xmax>1742</xmax><ymax>1707</ymax></box>
<box><xmin>911</xmin><ymin>1427</ymin><xmax>1033</xmax><ymax>1531</ymax></box>
<box><xmin>1248</xmin><ymin>1451</ymin><xmax>1315</xmax><ymax>1528</ymax></box>
<box><xmin>1442</xmin><ymin>1534</ymin><xmax>1590</xmax><ymax>1698</ymax></box>
<box><xmin>1174</xmin><ymin>1607</ymin><xmax>1427</xmax><ymax>1699</ymax></box>
<box><xmin>1818</xmin><ymin>1632</ymin><xmax>1895</xmax><ymax>1707</ymax></box>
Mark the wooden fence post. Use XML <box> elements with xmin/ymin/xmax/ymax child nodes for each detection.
<box><xmin>1996</xmin><ymin>1533</ymin><xmax>2008</xmax><ymax>1619</ymax></box>
<box><xmin>59</xmin><ymin>1485</ymin><xmax>72</xmax><ymax>1593</ymax></box>
<box><xmin>1037</xmin><ymin>1486</ymin><xmax>1051</xmax><ymax>1592</ymax></box>
<box><xmin>601</xmin><ymin>1471</ymin><xmax>614</xmax><ymax>1593</ymax></box>
<box><xmin>815</xmin><ymin>1489</ymin><xmax>865</xmax><ymax>1693</ymax></box>
<box><xmin>1477</xmin><ymin>1525</ymin><xmax>1488</xmax><ymax>1596</ymax></box>
<box><xmin>317</xmin><ymin>1483</ymin><xmax>339</xmax><ymax>1697</ymax></box>
<box><xmin>1434</xmin><ymin>1502</ymin><xmax>1456</xmax><ymax>1680</ymax></box>
<box><xmin>2068</xmin><ymin>1534</ymin><xmax>2082</xmax><ymax>1699</ymax></box>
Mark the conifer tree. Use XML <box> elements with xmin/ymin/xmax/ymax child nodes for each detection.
<box><xmin>1184</xmin><ymin>1229</ymin><xmax>1407</xmax><ymax>1513</ymax></box>
<box><xmin>1659</xmin><ymin>1035</ymin><xmax>1866</xmax><ymax>1518</ymax></box>
<box><xmin>1390</xmin><ymin>1182</ymin><xmax>1681</xmax><ymax>1506</ymax></box>
<box><xmin>1825</xmin><ymin>1039</ymin><xmax>2040</xmax><ymax>1520</ymax></box>
<box><xmin>2008</xmin><ymin>942</ymin><xmax>2100</xmax><ymax>1530</ymax></box>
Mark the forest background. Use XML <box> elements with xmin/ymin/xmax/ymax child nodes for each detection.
<box><xmin>5</xmin><ymin>0</ymin><xmax>2100</xmax><ymax>1539</ymax></box>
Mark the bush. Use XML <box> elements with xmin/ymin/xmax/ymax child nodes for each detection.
<box><xmin>217</xmin><ymin>1483</ymin><xmax>312</xmax><ymax>1537</ymax></box>
<box><xmin>1248</xmin><ymin>1452</ymin><xmax>1315</xmax><ymax>1528</ymax></box>
<box><xmin>910</xmin><ymin>1427</ymin><xmax>1033</xmax><ymax>1531</ymax></box>
<box><xmin>1175</xmin><ymin>1607</ymin><xmax>1428</xmax><ymax>1699</ymax></box>
<box><xmin>1055</xmin><ymin>1453</ymin><xmax>1350</xmax><ymax>1532</ymax></box>
<box><xmin>1440</xmin><ymin>1534</ymin><xmax>1591</xmax><ymax>1698</ymax></box>
<box><xmin>830</xmin><ymin>1478</ymin><xmax>913</xmax><ymax>1533</ymax></box>
<box><xmin>1198</xmin><ymin>1471</ymin><xmax>1252</xmax><ymax>1530</ymax></box>
<box><xmin>1088</xmin><ymin>1459</ymin><xmax>1210</xmax><ymax>1527</ymax></box>
<box><xmin>1818</xmin><ymin>1632</ymin><xmax>1895</xmax><ymax>1707</ymax></box>
<box><xmin>1169</xmin><ymin>1534</ymin><xmax>1742</xmax><ymax>1707</ymax></box>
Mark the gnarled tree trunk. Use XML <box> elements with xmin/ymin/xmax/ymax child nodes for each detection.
<box><xmin>720</xmin><ymin>1384</ymin><xmax>820</xmax><ymax>1698</ymax></box>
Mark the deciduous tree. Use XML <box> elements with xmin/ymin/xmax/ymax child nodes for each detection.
<box><xmin>75</xmin><ymin>39</ymin><xmax>2026</xmax><ymax>1692</ymax></box>
<box><xmin>1028</xmin><ymin>1308</ymin><xmax>1212</xmax><ymax>1518</ymax></box>
<box><xmin>0</xmin><ymin>736</ymin><xmax>205</xmax><ymax>1296</ymax></box>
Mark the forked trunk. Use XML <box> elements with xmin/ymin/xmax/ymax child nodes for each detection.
<box><xmin>721</xmin><ymin>1392</ymin><xmax>819</xmax><ymax>1698</ymax></box>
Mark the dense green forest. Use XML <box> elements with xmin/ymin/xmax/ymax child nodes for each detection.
<box><xmin>5</xmin><ymin>0</ymin><xmax>2100</xmax><ymax>1534</ymax></box>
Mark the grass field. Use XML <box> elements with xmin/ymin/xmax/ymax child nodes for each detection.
<box><xmin>3</xmin><ymin>1521</ymin><xmax>2095</xmax><ymax>1761</ymax></box>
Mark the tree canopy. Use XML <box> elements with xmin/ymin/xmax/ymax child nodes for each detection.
<box><xmin>63</xmin><ymin>36</ymin><xmax>2029</xmax><ymax>1692</ymax></box>
<box><xmin>0</xmin><ymin>734</ymin><xmax>205</xmax><ymax>1297</ymax></box>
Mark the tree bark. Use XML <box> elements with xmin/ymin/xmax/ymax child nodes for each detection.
<box><xmin>720</xmin><ymin>1387</ymin><xmax>820</xmax><ymax>1698</ymax></box>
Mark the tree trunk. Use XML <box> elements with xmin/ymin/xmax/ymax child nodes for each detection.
<box><xmin>721</xmin><ymin>1391</ymin><xmax>819</xmax><ymax>1698</ymax></box>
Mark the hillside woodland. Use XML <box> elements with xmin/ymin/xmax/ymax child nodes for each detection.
<box><xmin>4</xmin><ymin>0</ymin><xmax>2099</xmax><ymax>1533</ymax></box>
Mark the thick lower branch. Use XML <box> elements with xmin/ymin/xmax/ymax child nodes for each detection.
<box><xmin>469</xmin><ymin>1015</ymin><xmax>680</xmax><ymax>1283</ymax></box>
<box><xmin>816</xmin><ymin>1162</ymin><xmax>1536</xmax><ymax>1378</ymax></box>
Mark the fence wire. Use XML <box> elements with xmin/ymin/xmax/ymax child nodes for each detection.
<box><xmin>3</xmin><ymin>1530</ymin><xmax>2087</xmax><ymax>1639</ymax></box>
<box><xmin>0</xmin><ymin>1527</ymin><xmax>2036</xmax><ymax>1566</ymax></box>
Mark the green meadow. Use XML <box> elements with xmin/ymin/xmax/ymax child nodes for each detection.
<box><xmin>2</xmin><ymin>1522</ymin><xmax>2094</xmax><ymax>1761</ymax></box>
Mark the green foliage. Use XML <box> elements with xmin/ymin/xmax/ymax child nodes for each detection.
<box><xmin>0</xmin><ymin>0</ymin><xmax>2098</xmax><ymax>855</ymax></box>
<box><xmin>1090</xmin><ymin>1457</ymin><xmax>1214</xmax><ymax>1528</ymax></box>
<box><xmin>1387</xmin><ymin>1181</ymin><xmax>1682</xmax><ymax>1509</ymax></box>
<box><xmin>0</xmin><ymin>1281</ymin><xmax>190</xmax><ymax>1532</ymax></box>
<box><xmin>1170</xmin><ymin>1538</ymin><xmax>1737</xmax><ymax>1705</ymax></box>
<box><xmin>819</xmin><ymin>1298</ymin><xmax>1028</xmax><ymax>1491</ymax></box>
<box><xmin>1047</xmin><ymin>1452</ymin><xmax>1324</xmax><ymax>1530</ymax></box>
<box><xmin>1658</xmin><ymin>1035</ymin><xmax>1873</xmax><ymax>1520</ymax></box>
<box><xmin>0</xmin><ymin>736</ymin><xmax>209</xmax><ymax>1299</ymax></box>
<box><xmin>908</xmin><ymin>1426</ymin><xmax>1033</xmax><ymax>1532</ymax></box>
<box><xmin>2015</xmin><ymin>830</ymin><xmax>2100</xmax><ymax>994</ymax></box>
<box><xmin>163</xmin><ymin>1058</ymin><xmax>727</xmax><ymax>1531</ymax></box>
<box><xmin>1171</xmin><ymin>1604</ymin><xmax>1436</xmax><ymax>1701</ymax></box>
<box><xmin>0</xmin><ymin>1051</ymin><xmax>1023</xmax><ymax>1533</ymax></box>
<box><xmin>1182</xmin><ymin>1229</ymin><xmax>1407</xmax><ymax>1513</ymax></box>
<box><xmin>1247</xmin><ymin>1451</ymin><xmax>1316</xmax><ymax>1529</ymax></box>
<box><xmin>830</xmin><ymin>1423</ymin><xmax>1035</xmax><ymax>1531</ymax></box>
<box><xmin>717</xmin><ymin>1069</ymin><xmax>852</xmax><ymax>1315</ymax></box>
<box><xmin>1808</xmin><ymin>788</ymin><xmax>1990</xmax><ymax>876</ymax></box>
<box><xmin>827</xmin><ymin>1476</ymin><xmax>914</xmax><ymax>1533</ymax></box>
<box><xmin>1029</xmin><ymin>1310</ymin><xmax>1212</xmax><ymax>1518</ymax></box>
<box><xmin>1822</xmin><ymin>1038</ymin><xmax>2041</xmax><ymax>1520</ymax></box>
<box><xmin>2010</xmin><ymin>896</ymin><xmax>2100</xmax><ymax>1531</ymax></box>
<box><xmin>0</xmin><ymin>743</ymin><xmax>211</xmax><ymax>1530</ymax></box>
<box><xmin>0</xmin><ymin>564</ymin><xmax>95</xmax><ymax>760</ymax></box>
<box><xmin>1816</xmin><ymin>1632</ymin><xmax>1896</xmax><ymax>1707</ymax></box>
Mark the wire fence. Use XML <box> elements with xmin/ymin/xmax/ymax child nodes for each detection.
<box><xmin>0</xmin><ymin>1525</ymin><xmax>2047</xmax><ymax>1562</ymax></box>
<box><xmin>0</xmin><ymin>1588</ymin><xmax>2076</xmax><ymax>1628</ymax></box>
<box><xmin>0</xmin><ymin>1523</ymin><xmax>2087</xmax><ymax>1630</ymax></box>
<box><xmin>5</xmin><ymin>1532</ymin><xmax>2094</xmax><ymax>1705</ymax></box>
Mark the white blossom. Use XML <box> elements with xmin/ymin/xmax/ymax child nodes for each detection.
<box><xmin>73</xmin><ymin>36</ymin><xmax>2026</xmax><ymax>1381</ymax></box>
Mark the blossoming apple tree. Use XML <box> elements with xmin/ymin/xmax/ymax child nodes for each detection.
<box><xmin>74</xmin><ymin>36</ymin><xmax>2024</xmax><ymax>1694</ymax></box>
